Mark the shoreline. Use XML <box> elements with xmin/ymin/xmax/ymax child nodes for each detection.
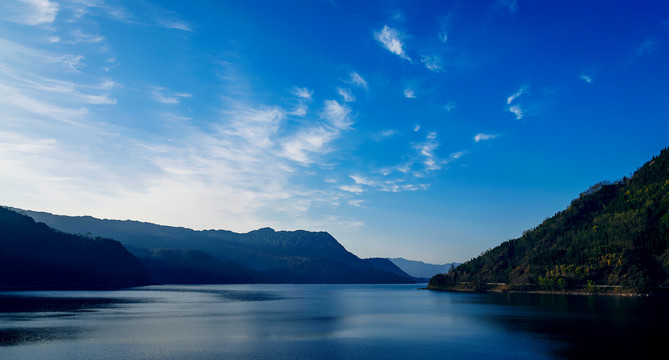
<box><xmin>424</xmin><ymin>285</ymin><xmax>667</xmax><ymax>297</ymax></box>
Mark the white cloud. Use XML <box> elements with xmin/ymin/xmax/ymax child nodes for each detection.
<box><xmin>421</xmin><ymin>54</ymin><xmax>443</xmax><ymax>72</ymax></box>
<box><xmin>414</xmin><ymin>123</ymin><xmax>420</xmax><ymax>132</ymax></box>
<box><xmin>450</xmin><ymin>151</ymin><xmax>466</xmax><ymax>159</ymax></box>
<box><xmin>290</xmin><ymin>104</ymin><xmax>308</xmax><ymax>117</ymax></box>
<box><xmin>152</xmin><ymin>88</ymin><xmax>191</xmax><ymax>104</ymax></box>
<box><xmin>281</xmin><ymin>127</ymin><xmax>337</xmax><ymax>164</ymax></box>
<box><xmin>13</xmin><ymin>0</ymin><xmax>59</xmax><ymax>25</ymax></box>
<box><xmin>417</xmin><ymin>131</ymin><xmax>441</xmax><ymax>171</ymax></box>
<box><xmin>280</xmin><ymin>100</ymin><xmax>352</xmax><ymax>165</ymax></box>
<box><xmin>339</xmin><ymin>184</ymin><xmax>365</xmax><ymax>194</ymax></box>
<box><xmin>350</xmin><ymin>175</ymin><xmax>376</xmax><ymax>186</ymax></box>
<box><xmin>220</xmin><ymin>107</ymin><xmax>284</xmax><ymax>148</ymax></box>
<box><xmin>349</xmin><ymin>72</ymin><xmax>368</xmax><ymax>89</ymax></box>
<box><xmin>580</xmin><ymin>74</ymin><xmax>593</xmax><ymax>83</ymax></box>
<box><xmin>348</xmin><ymin>199</ymin><xmax>364</xmax><ymax>207</ymax></box>
<box><xmin>507</xmin><ymin>86</ymin><xmax>526</xmax><ymax>104</ymax></box>
<box><xmin>70</xmin><ymin>29</ymin><xmax>105</xmax><ymax>44</ymax></box>
<box><xmin>337</xmin><ymin>87</ymin><xmax>355</xmax><ymax>102</ymax></box>
<box><xmin>157</xmin><ymin>19</ymin><xmax>193</xmax><ymax>32</ymax></box>
<box><xmin>292</xmin><ymin>86</ymin><xmax>313</xmax><ymax>99</ymax></box>
<box><xmin>403</xmin><ymin>87</ymin><xmax>416</xmax><ymax>98</ymax></box>
<box><xmin>444</xmin><ymin>101</ymin><xmax>456</xmax><ymax>112</ymax></box>
<box><xmin>323</xmin><ymin>100</ymin><xmax>352</xmax><ymax>130</ymax></box>
<box><xmin>371</xmin><ymin>129</ymin><xmax>398</xmax><ymax>141</ymax></box>
<box><xmin>507</xmin><ymin>86</ymin><xmax>528</xmax><ymax>119</ymax></box>
<box><xmin>375</xmin><ymin>25</ymin><xmax>411</xmax><ymax>61</ymax></box>
<box><xmin>474</xmin><ymin>133</ymin><xmax>498</xmax><ymax>142</ymax></box>
<box><xmin>508</xmin><ymin>105</ymin><xmax>523</xmax><ymax>119</ymax></box>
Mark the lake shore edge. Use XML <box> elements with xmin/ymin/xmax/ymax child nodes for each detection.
<box><xmin>424</xmin><ymin>285</ymin><xmax>669</xmax><ymax>297</ymax></box>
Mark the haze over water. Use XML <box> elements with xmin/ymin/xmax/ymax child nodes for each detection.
<box><xmin>1</xmin><ymin>284</ymin><xmax>666</xmax><ymax>359</ymax></box>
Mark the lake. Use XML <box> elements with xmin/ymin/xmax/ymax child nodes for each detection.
<box><xmin>1</xmin><ymin>284</ymin><xmax>667</xmax><ymax>359</ymax></box>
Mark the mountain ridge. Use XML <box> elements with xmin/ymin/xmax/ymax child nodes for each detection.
<box><xmin>15</xmin><ymin>209</ymin><xmax>416</xmax><ymax>284</ymax></box>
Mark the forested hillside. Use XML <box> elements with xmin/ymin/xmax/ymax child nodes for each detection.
<box><xmin>0</xmin><ymin>207</ymin><xmax>150</xmax><ymax>289</ymax></box>
<box><xmin>429</xmin><ymin>147</ymin><xmax>669</xmax><ymax>293</ymax></box>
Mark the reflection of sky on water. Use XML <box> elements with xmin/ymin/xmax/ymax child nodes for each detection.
<box><xmin>0</xmin><ymin>285</ymin><xmax>666</xmax><ymax>359</ymax></box>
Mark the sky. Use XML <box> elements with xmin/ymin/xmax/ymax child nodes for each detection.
<box><xmin>1</xmin><ymin>0</ymin><xmax>668</xmax><ymax>264</ymax></box>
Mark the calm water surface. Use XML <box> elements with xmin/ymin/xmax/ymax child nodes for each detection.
<box><xmin>0</xmin><ymin>284</ymin><xmax>667</xmax><ymax>359</ymax></box>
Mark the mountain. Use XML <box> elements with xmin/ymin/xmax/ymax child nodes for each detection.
<box><xmin>363</xmin><ymin>258</ymin><xmax>416</xmax><ymax>280</ymax></box>
<box><xmin>128</xmin><ymin>247</ymin><xmax>261</xmax><ymax>285</ymax></box>
<box><xmin>429</xmin><ymin>147</ymin><xmax>669</xmax><ymax>294</ymax></box>
<box><xmin>0</xmin><ymin>207</ymin><xmax>150</xmax><ymax>289</ymax></box>
<box><xmin>17</xmin><ymin>211</ymin><xmax>415</xmax><ymax>284</ymax></box>
<box><xmin>388</xmin><ymin>258</ymin><xmax>460</xmax><ymax>279</ymax></box>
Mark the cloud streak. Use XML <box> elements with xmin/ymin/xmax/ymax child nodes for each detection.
<box><xmin>375</xmin><ymin>25</ymin><xmax>411</xmax><ymax>61</ymax></box>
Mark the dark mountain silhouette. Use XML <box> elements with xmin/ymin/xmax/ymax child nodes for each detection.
<box><xmin>0</xmin><ymin>207</ymin><xmax>150</xmax><ymax>289</ymax></box>
<box><xmin>128</xmin><ymin>247</ymin><xmax>261</xmax><ymax>284</ymax></box>
<box><xmin>16</xmin><ymin>211</ymin><xmax>416</xmax><ymax>284</ymax></box>
<box><xmin>429</xmin><ymin>147</ymin><xmax>669</xmax><ymax>294</ymax></box>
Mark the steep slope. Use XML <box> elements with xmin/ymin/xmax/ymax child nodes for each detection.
<box><xmin>17</xmin><ymin>211</ymin><xmax>415</xmax><ymax>284</ymax></box>
<box><xmin>429</xmin><ymin>147</ymin><xmax>669</xmax><ymax>293</ymax></box>
<box><xmin>0</xmin><ymin>207</ymin><xmax>150</xmax><ymax>289</ymax></box>
<box><xmin>388</xmin><ymin>258</ymin><xmax>460</xmax><ymax>279</ymax></box>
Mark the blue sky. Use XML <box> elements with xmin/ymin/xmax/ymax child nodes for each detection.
<box><xmin>1</xmin><ymin>0</ymin><xmax>668</xmax><ymax>263</ymax></box>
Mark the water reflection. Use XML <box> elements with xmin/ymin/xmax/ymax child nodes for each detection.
<box><xmin>467</xmin><ymin>293</ymin><xmax>669</xmax><ymax>359</ymax></box>
<box><xmin>0</xmin><ymin>285</ymin><xmax>667</xmax><ymax>360</ymax></box>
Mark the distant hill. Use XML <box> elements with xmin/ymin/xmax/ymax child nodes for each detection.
<box><xmin>429</xmin><ymin>147</ymin><xmax>669</xmax><ymax>294</ymax></box>
<box><xmin>363</xmin><ymin>258</ymin><xmax>416</xmax><ymax>280</ymax></box>
<box><xmin>388</xmin><ymin>258</ymin><xmax>460</xmax><ymax>279</ymax></box>
<box><xmin>0</xmin><ymin>207</ymin><xmax>150</xmax><ymax>289</ymax></box>
<box><xmin>17</xmin><ymin>211</ymin><xmax>415</xmax><ymax>284</ymax></box>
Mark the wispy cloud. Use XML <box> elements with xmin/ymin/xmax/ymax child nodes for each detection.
<box><xmin>348</xmin><ymin>72</ymin><xmax>368</xmax><ymax>89</ymax></box>
<box><xmin>339</xmin><ymin>184</ymin><xmax>365</xmax><ymax>194</ymax></box>
<box><xmin>7</xmin><ymin>0</ymin><xmax>60</xmax><ymax>25</ymax></box>
<box><xmin>579</xmin><ymin>73</ymin><xmax>593</xmax><ymax>83</ymax></box>
<box><xmin>337</xmin><ymin>87</ymin><xmax>355</xmax><ymax>102</ymax></box>
<box><xmin>403</xmin><ymin>87</ymin><xmax>416</xmax><ymax>98</ymax></box>
<box><xmin>507</xmin><ymin>86</ymin><xmax>526</xmax><ymax>104</ymax></box>
<box><xmin>152</xmin><ymin>87</ymin><xmax>192</xmax><ymax>104</ymax></box>
<box><xmin>323</xmin><ymin>100</ymin><xmax>353</xmax><ymax>130</ymax></box>
<box><xmin>507</xmin><ymin>86</ymin><xmax>528</xmax><ymax>119</ymax></box>
<box><xmin>371</xmin><ymin>129</ymin><xmax>398</xmax><ymax>141</ymax></box>
<box><xmin>508</xmin><ymin>105</ymin><xmax>523</xmax><ymax>119</ymax></box>
<box><xmin>417</xmin><ymin>131</ymin><xmax>441</xmax><ymax>171</ymax></box>
<box><xmin>70</xmin><ymin>29</ymin><xmax>105</xmax><ymax>44</ymax></box>
<box><xmin>157</xmin><ymin>19</ymin><xmax>193</xmax><ymax>32</ymax></box>
<box><xmin>350</xmin><ymin>175</ymin><xmax>376</xmax><ymax>186</ymax></box>
<box><xmin>375</xmin><ymin>25</ymin><xmax>411</xmax><ymax>61</ymax></box>
<box><xmin>444</xmin><ymin>101</ymin><xmax>456</xmax><ymax>112</ymax></box>
<box><xmin>474</xmin><ymin>133</ymin><xmax>499</xmax><ymax>142</ymax></box>
<box><xmin>348</xmin><ymin>199</ymin><xmax>364</xmax><ymax>207</ymax></box>
<box><xmin>280</xmin><ymin>100</ymin><xmax>352</xmax><ymax>165</ymax></box>
<box><xmin>421</xmin><ymin>54</ymin><xmax>443</xmax><ymax>72</ymax></box>
<box><xmin>292</xmin><ymin>86</ymin><xmax>313</xmax><ymax>99</ymax></box>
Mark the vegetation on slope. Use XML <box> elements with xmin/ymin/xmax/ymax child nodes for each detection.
<box><xmin>0</xmin><ymin>207</ymin><xmax>150</xmax><ymax>289</ymax></box>
<box><xmin>429</xmin><ymin>147</ymin><xmax>669</xmax><ymax>293</ymax></box>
